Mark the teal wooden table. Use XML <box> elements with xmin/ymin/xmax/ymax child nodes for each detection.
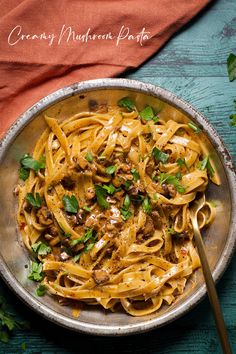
<box><xmin>0</xmin><ymin>0</ymin><xmax>235</xmax><ymax>353</ymax></box>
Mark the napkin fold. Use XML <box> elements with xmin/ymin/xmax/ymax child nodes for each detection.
<box><xmin>0</xmin><ymin>0</ymin><xmax>212</xmax><ymax>137</ymax></box>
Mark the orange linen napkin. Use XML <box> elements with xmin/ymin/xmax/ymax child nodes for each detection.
<box><xmin>0</xmin><ymin>0</ymin><xmax>212</xmax><ymax>137</ymax></box>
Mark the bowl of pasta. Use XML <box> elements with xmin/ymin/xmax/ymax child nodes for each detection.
<box><xmin>0</xmin><ymin>78</ymin><xmax>235</xmax><ymax>335</ymax></box>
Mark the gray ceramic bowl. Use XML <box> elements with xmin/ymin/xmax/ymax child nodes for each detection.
<box><xmin>0</xmin><ymin>78</ymin><xmax>235</xmax><ymax>336</ymax></box>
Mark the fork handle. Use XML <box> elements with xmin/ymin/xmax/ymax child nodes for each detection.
<box><xmin>192</xmin><ymin>219</ymin><xmax>232</xmax><ymax>354</ymax></box>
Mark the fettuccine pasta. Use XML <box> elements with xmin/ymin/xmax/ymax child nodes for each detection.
<box><xmin>16</xmin><ymin>97</ymin><xmax>218</xmax><ymax>316</ymax></box>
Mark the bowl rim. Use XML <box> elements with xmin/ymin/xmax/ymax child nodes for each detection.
<box><xmin>0</xmin><ymin>78</ymin><xmax>235</xmax><ymax>336</ymax></box>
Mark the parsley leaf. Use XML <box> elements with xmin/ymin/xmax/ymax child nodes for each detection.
<box><xmin>142</xmin><ymin>197</ymin><xmax>152</xmax><ymax>214</ymax></box>
<box><xmin>20</xmin><ymin>154</ymin><xmax>45</xmax><ymax>172</ymax></box>
<box><xmin>62</xmin><ymin>195</ymin><xmax>79</xmax><ymax>214</ymax></box>
<box><xmin>85</xmin><ymin>151</ymin><xmax>93</xmax><ymax>163</ymax></box>
<box><xmin>19</xmin><ymin>167</ymin><xmax>29</xmax><ymax>181</ymax></box>
<box><xmin>105</xmin><ymin>165</ymin><xmax>117</xmax><ymax>175</ymax></box>
<box><xmin>159</xmin><ymin>173</ymin><xmax>186</xmax><ymax>194</ymax></box>
<box><xmin>152</xmin><ymin>147</ymin><xmax>169</xmax><ymax>163</ymax></box>
<box><xmin>28</xmin><ymin>261</ymin><xmax>44</xmax><ymax>282</ymax></box>
<box><xmin>0</xmin><ymin>295</ymin><xmax>29</xmax><ymax>343</ymax></box>
<box><xmin>198</xmin><ymin>156</ymin><xmax>215</xmax><ymax>177</ymax></box>
<box><xmin>71</xmin><ymin>228</ymin><xmax>94</xmax><ymax>246</ymax></box>
<box><xmin>188</xmin><ymin>122</ymin><xmax>202</xmax><ymax>133</ymax></box>
<box><xmin>229</xmin><ymin>114</ymin><xmax>236</xmax><ymax>126</ymax></box>
<box><xmin>26</xmin><ymin>193</ymin><xmax>42</xmax><ymax>208</ymax></box>
<box><xmin>227</xmin><ymin>53</ymin><xmax>236</xmax><ymax>81</ymax></box>
<box><xmin>131</xmin><ymin>169</ymin><xmax>140</xmax><ymax>181</ymax></box>
<box><xmin>140</xmin><ymin>106</ymin><xmax>154</xmax><ymax>121</ymax></box>
<box><xmin>83</xmin><ymin>206</ymin><xmax>91</xmax><ymax>212</ymax></box>
<box><xmin>120</xmin><ymin>208</ymin><xmax>132</xmax><ymax>220</ymax></box>
<box><xmin>36</xmin><ymin>284</ymin><xmax>47</xmax><ymax>297</ymax></box>
<box><xmin>73</xmin><ymin>253</ymin><xmax>82</xmax><ymax>263</ymax></box>
<box><xmin>120</xmin><ymin>194</ymin><xmax>132</xmax><ymax>220</ymax></box>
<box><xmin>176</xmin><ymin>158</ymin><xmax>189</xmax><ymax>171</ymax></box>
<box><xmin>175</xmin><ymin>172</ymin><xmax>182</xmax><ymax>180</ymax></box>
<box><xmin>123</xmin><ymin>194</ymin><xmax>131</xmax><ymax>209</ymax></box>
<box><xmin>95</xmin><ymin>185</ymin><xmax>110</xmax><ymax>209</ymax></box>
<box><xmin>123</xmin><ymin>180</ymin><xmax>132</xmax><ymax>190</ymax></box>
<box><xmin>84</xmin><ymin>243</ymin><xmax>95</xmax><ymax>253</ymax></box>
<box><xmin>118</xmin><ymin>97</ymin><xmax>136</xmax><ymax>112</ymax></box>
<box><xmin>32</xmin><ymin>241</ymin><xmax>51</xmax><ymax>256</ymax></box>
<box><xmin>102</xmin><ymin>184</ymin><xmax>120</xmax><ymax>195</ymax></box>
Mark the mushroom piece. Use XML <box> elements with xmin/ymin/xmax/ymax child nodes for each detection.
<box><xmin>143</xmin><ymin>215</ymin><xmax>155</xmax><ymax>236</ymax></box>
<box><xmin>37</xmin><ymin>206</ymin><xmax>53</xmax><ymax>226</ymax></box>
<box><xmin>151</xmin><ymin>211</ymin><xmax>162</xmax><ymax>229</ymax></box>
<box><xmin>162</xmin><ymin>183</ymin><xmax>177</xmax><ymax>198</ymax></box>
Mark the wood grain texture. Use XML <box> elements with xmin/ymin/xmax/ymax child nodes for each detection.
<box><xmin>0</xmin><ymin>0</ymin><xmax>236</xmax><ymax>352</ymax></box>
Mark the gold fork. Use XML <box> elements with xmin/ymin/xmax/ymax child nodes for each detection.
<box><xmin>190</xmin><ymin>193</ymin><xmax>232</xmax><ymax>354</ymax></box>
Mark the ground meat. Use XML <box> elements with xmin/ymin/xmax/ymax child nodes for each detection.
<box><xmin>92</xmin><ymin>270</ymin><xmax>109</xmax><ymax>284</ymax></box>
<box><xmin>143</xmin><ymin>215</ymin><xmax>155</xmax><ymax>235</ymax></box>
<box><xmin>37</xmin><ymin>206</ymin><xmax>53</xmax><ymax>226</ymax></box>
<box><xmin>162</xmin><ymin>184</ymin><xmax>177</xmax><ymax>198</ymax></box>
<box><xmin>151</xmin><ymin>210</ymin><xmax>162</xmax><ymax>229</ymax></box>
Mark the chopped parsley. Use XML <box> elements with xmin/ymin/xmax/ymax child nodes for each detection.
<box><xmin>26</xmin><ymin>193</ymin><xmax>42</xmax><ymax>208</ymax></box>
<box><xmin>32</xmin><ymin>241</ymin><xmax>51</xmax><ymax>256</ymax></box>
<box><xmin>102</xmin><ymin>183</ymin><xmax>120</xmax><ymax>195</ymax></box>
<box><xmin>62</xmin><ymin>195</ymin><xmax>79</xmax><ymax>214</ymax></box>
<box><xmin>95</xmin><ymin>185</ymin><xmax>110</xmax><ymax>209</ymax></box>
<box><xmin>118</xmin><ymin>97</ymin><xmax>136</xmax><ymax>112</ymax></box>
<box><xmin>28</xmin><ymin>261</ymin><xmax>44</xmax><ymax>282</ymax></box>
<box><xmin>175</xmin><ymin>172</ymin><xmax>182</xmax><ymax>180</ymax></box>
<box><xmin>36</xmin><ymin>284</ymin><xmax>47</xmax><ymax>297</ymax></box>
<box><xmin>19</xmin><ymin>154</ymin><xmax>45</xmax><ymax>181</ymax></box>
<box><xmin>20</xmin><ymin>154</ymin><xmax>45</xmax><ymax>172</ymax></box>
<box><xmin>188</xmin><ymin>122</ymin><xmax>202</xmax><ymax>133</ymax></box>
<box><xmin>227</xmin><ymin>53</ymin><xmax>236</xmax><ymax>81</ymax></box>
<box><xmin>105</xmin><ymin>165</ymin><xmax>117</xmax><ymax>175</ymax></box>
<box><xmin>0</xmin><ymin>295</ymin><xmax>29</xmax><ymax>343</ymax></box>
<box><xmin>140</xmin><ymin>106</ymin><xmax>154</xmax><ymax>121</ymax></box>
<box><xmin>71</xmin><ymin>228</ymin><xmax>94</xmax><ymax>246</ymax></box>
<box><xmin>123</xmin><ymin>194</ymin><xmax>131</xmax><ymax>209</ymax></box>
<box><xmin>131</xmin><ymin>169</ymin><xmax>140</xmax><ymax>181</ymax></box>
<box><xmin>19</xmin><ymin>167</ymin><xmax>29</xmax><ymax>181</ymax></box>
<box><xmin>84</xmin><ymin>243</ymin><xmax>95</xmax><ymax>253</ymax></box>
<box><xmin>142</xmin><ymin>197</ymin><xmax>152</xmax><ymax>214</ymax></box>
<box><xmin>159</xmin><ymin>173</ymin><xmax>186</xmax><ymax>194</ymax></box>
<box><xmin>229</xmin><ymin>113</ymin><xmax>236</xmax><ymax>127</ymax></box>
<box><xmin>176</xmin><ymin>158</ymin><xmax>189</xmax><ymax>171</ymax></box>
<box><xmin>198</xmin><ymin>156</ymin><xmax>215</xmax><ymax>177</ymax></box>
<box><xmin>72</xmin><ymin>229</ymin><xmax>97</xmax><ymax>260</ymax></box>
<box><xmin>83</xmin><ymin>206</ymin><xmax>91</xmax><ymax>212</ymax></box>
<box><xmin>152</xmin><ymin>174</ymin><xmax>158</xmax><ymax>182</ymax></box>
<box><xmin>120</xmin><ymin>194</ymin><xmax>132</xmax><ymax>220</ymax></box>
<box><xmin>123</xmin><ymin>180</ymin><xmax>132</xmax><ymax>190</ymax></box>
<box><xmin>85</xmin><ymin>151</ymin><xmax>93</xmax><ymax>163</ymax></box>
<box><xmin>152</xmin><ymin>147</ymin><xmax>169</xmax><ymax>163</ymax></box>
<box><xmin>120</xmin><ymin>208</ymin><xmax>132</xmax><ymax>220</ymax></box>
